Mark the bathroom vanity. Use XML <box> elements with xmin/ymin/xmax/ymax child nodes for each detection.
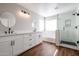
<box><xmin>0</xmin><ymin>32</ymin><xmax>42</xmax><ymax>56</ymax></box>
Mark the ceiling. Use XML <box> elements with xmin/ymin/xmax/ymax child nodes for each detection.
<box><xmin>18</xmin><ymin>3</ymin><xmax>79</xmax><ymax>17</ymax></box>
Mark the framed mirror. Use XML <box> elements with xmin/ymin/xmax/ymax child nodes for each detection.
<box><xmin>0</xmin><ymin>12</ymin><xmax>16</xmax><ymax>27</ymax></box>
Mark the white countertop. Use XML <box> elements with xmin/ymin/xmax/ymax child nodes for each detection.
<box><xmin>0</xmin><ymin>32</ymin><xmax>37</xmax><ymax>37</ymax></box>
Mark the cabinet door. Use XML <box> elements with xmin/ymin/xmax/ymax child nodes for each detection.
<box><xmin>13</xmin><ymin>36</ymin><xmax>24</xmax><ymax>55</ymax></box>
<box><xmin>0</xmin><ymin>41</ymin><xmax>12</xmax><ymax>56</ymax></box>
<box><xmin>24</xmin><ymin>37</ymin><xmax>29</xmax><ymax>50</ymax></box>
<box><xmin>24</xmin><ymin>35</ymin><xmax>37</xmax><ymax>51</ymax></box>
<box><xmin>24</xmin><ymin>34</ymin><xmax>42</xmax><ymax>51</ymax></box>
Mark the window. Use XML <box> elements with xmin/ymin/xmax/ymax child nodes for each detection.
<box><xmin>45</xmin><ymin>19</ymin><xmax>57</xmax><ymax>31</ymax></box>
<box><xmin>38</xmin><ymin>19</ymin><xmax>57</xmax><ymax>32</ymax></box>
<box><xmin>32</xmin><ymin>23</ymin><xmax>34</xmax><ymax>28</ymax></box>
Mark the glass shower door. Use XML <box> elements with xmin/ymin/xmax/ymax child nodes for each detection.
<box><xmin>60</xmin><ymin>11</ymin><xmax>77</xmax><ymax>46</ymax></box>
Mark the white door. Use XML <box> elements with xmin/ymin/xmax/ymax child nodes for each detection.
<box><xmin>13</xmin><ymin>36</ymin><xmax>24</xmax><ymax>55</ymax></box>
<box><xmin>0</xmin><ymin>41</ymin><xmax>12</xmax><ymax>56</ymax></box>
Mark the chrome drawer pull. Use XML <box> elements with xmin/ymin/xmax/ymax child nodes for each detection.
<box><xmin>29</xmin><ymin>44</ymin><xmax>32</xmax><ymax>46</ymax></box>
<box><xmin>29</xmin><ymin>39</ymin><xmax>32</xmax><ymax>41</ymax></box>
<box><xmin>11</xmin><ymin>40</ymin><xmax>15</xmax><ymax>46</ymax></box>
<box><xmin>11</xmin><ymin>41</ymin><xmax>13</xmax><ymax>46</ymax></box>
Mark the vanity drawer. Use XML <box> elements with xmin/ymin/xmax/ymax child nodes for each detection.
<box><xmin>24</xmin><ymin>37</ymin><xmax>34</xmax><ymax>43</ymax></box>
<box><xmin>24</xmin><ymin>34</ymin><xmax>31</xmax><ymax>37</ymax></box>
<box><xmin>24</xmin><ymin>40</ymin><xmax>36</xmax><ymax>50</ymax></box>
<box><xmin>0</xmin><ymin>37</ymin><xmax>12</xmax><ymax>42</ymax></box>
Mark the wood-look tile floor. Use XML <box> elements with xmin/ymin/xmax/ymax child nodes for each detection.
<box><xmin>19</xmin><ymin>42</ymin><xmax>79</xmax><ymax>56</ymax></box>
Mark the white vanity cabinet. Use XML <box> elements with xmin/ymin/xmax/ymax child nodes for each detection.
<box><xmin>0</xmin><ymin>35</ymin><xmax>25</xmax><ymax>56</ymax></box>
<box><xmin>0</xmin><ymin>33</ymin><xmax>42</xmax><ymax>56</ymax></box>
<box><xmin>24</xmin><ymin>36</ymin><xmax>33</xmax><ymax>51</ymax></box>
<box><xmin>0</xmin><ymin>41</ymin><xmax>12</xmax><ymax>56</ymax></box>
<box><xmin>23</xmin><ymin>33</ymin><xmax>41</xmax><ymax>51</ymax></box>
<box><xmin>0</xmin><ymin>37</ymin><xmax>12</xmax><ymax>56</ymax></box>
<box><xmin>12</xmin><ymin>35</ymin><xmax>24</xmax><ymax>56</ymax></box>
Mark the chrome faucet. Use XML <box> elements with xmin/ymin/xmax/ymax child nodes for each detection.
<box><xmin>4</xmin><ymin>28</ymin><xmax>14</xmax><ymax>34</ymax></box>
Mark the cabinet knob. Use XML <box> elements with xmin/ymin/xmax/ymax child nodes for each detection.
<box><xmin>29</xmin><ymin>39</ymin><xmax>32</xmax><ymax>41</ymax></box>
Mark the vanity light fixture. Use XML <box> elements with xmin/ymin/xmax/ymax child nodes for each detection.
<box><xmin>21</xmin><ymin>10</ymin><xmax>30</xmax><ymax>15</ymax></box>
<box><xmin>18</xmin><ymin>9</ymin><xmax>31</xmax><ymax>18</ymax></box>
